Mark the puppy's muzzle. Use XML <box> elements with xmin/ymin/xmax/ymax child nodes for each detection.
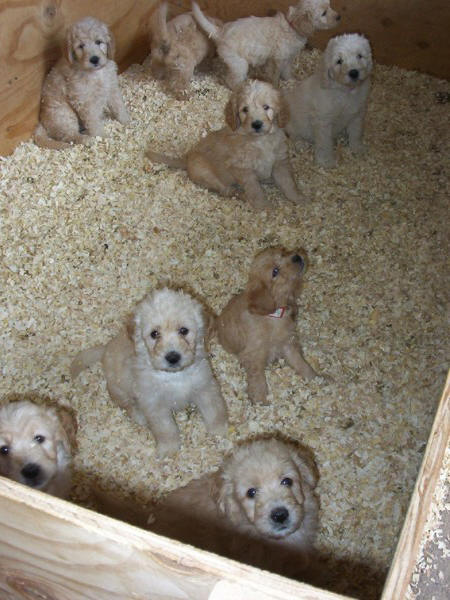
<box><xmin>21</xmin><ymin>462</ymin><xmax>42</xmax><ymax>486</ymax></box>
<box><xmin>90</xmin><ymin>55</ymin><xmax>100</xmax><ymax>67</ymax></box>
<box><xmin>271</xmin><ymin>506</ymin><xmax>289</xmax><ymax>526</ymax></box>
<box><xmin>251</xmin><ymin>120</ymin><xmax>264</xmax><ymax>132</ymax></box>
<box><xmin>165</xmin><ymin>350</ymin><xmax>181</xmax><ymax>366</ymax></box>
<box><xmin>348</xmin><ymin>69</ymin><xmax>359</xmax><ymax>82</ymax></box>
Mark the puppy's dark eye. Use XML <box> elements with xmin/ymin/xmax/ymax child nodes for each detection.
<box><xmin>150</xmin><ymin>330</ymin><xmax>160</xmax><ymax>339</ymax></box>
<box><xmin>95</xmin><ymin>40</ymin><xmax>102</xmax><ymax>45</ymax></box>
<box><xmin>357</xmin><ymin>54</ymin><xmax>363</xmax><ymax>59</ymax></box>
<box><xmin>263</xmin><ymin>104</ymin><xmax>270</xmax><ymax>111</ymax></box>
<box><xmin>34</xmin><ymin>435</ymin><xmax>45</xmax><ymax>444</ymax></box>
<box><xmin>322</xmin><ymin>10</ymin><xmax>327</xmax><ymax>16</ymax></box>
<box><xmin>242</xmin><ymin>106</ymin><xmax>249</xmax><ymax>113</ymax></box>
<box><xmin>336</xmin><ymin>58</ymin><xmax>343</xmax><ymax>65</ymax></box>
<box><xmin>246</xmin><ymin>487</ymin><xmax>257</xmax><ymax>498</ymax></box>
<box><xmin>179</xmin><ymin>327</ymin><xmax>189</xmax><ymax>336</ymax></box>
<box><xmin>272</xmin><ymin>267</ymin><xmax>279</xmax><ymax>278</ymax></box>
<box><xmin>0</xmin><ymin>445</ymin><xmax>9</xmax><ymax>456</ymax></box>
<box><xmin>281</xmin><ymin>477</ymin><xmax>293</xmax><ymax>487</ymax></box>
<box><xmin>78</xmin><ymin>43</ymin><xmax>85</xmax><ymax>50</ymax></box>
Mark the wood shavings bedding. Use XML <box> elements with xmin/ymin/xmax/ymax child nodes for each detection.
<box><xmin>0</xmin><ymin>49</ymin><xmax>449</xmax><ymax>598</ymax></box>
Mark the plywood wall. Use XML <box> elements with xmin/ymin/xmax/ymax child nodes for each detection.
<box><xmin>0</xmin><ymin>0</ymin><xmax>449</xmax><ymax>155</ymax></box>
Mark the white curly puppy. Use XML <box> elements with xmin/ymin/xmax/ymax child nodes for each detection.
<box><xmin>0</xmin><ymin>400</ymin><xmax>77</xmax><ymax>499</ymax></box>
<box><xmin>284</xmin><ymin>33</ymin><xmax>373</xmax><ymax>168</ymax></box>
<box><xmin>192</xmin><ymin>0</ymin><xmax>340</xmax><ymax>89</ymax></box>
<box><xmin>148</xmin><ymin>438</ymin><xmax>319</xmax><ymax>579</ymax></box>
<box><xmin>71</xmin><ymin>288</ymin><xmax>228</xmax><ymax>457</ymax></box>
<box><xmin>34</xmin><ymin>16</ymin><xmax>129</xmax><ymax>150</ymax></box>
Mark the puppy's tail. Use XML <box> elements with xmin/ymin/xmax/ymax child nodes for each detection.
<box><xmin>33</xmin><ymin>123</ymin><xmax>74</xmax><ymax>150</ymax></box>
<box><xmin>70</xmin><ymin>345</ymin><xmax>106</xmax><ymax>379</ymax></box>
<box><xmin>146</xmin><ymin>149</ymin><xmax>187</xmax><ymax>170</ymax></box>
<box><xmin>191</xmin><ymin>2</ymin><xmax>221</xmax><ymax>41</ymax></box>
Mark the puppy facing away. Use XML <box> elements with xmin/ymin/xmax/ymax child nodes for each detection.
<box><xmin>71</xmin><ymin>288</ymin><xmax>228</xmax><ymax>457</ymax></box>
<box><xmin>192</xmin><ymin>0</ymin><xmax>340</xmax><ymax>89</ymax></box>
<box><xmin>217</xmin><ymin>247</ymin><xmax>317</xmax><ymax>405</ymax></box>
<box><xmin>0</xmin><ymin>400</ymin><xmax>77</xmax><ymax>499</ymax></box>
<box><xmin>147</xmin><ymin>437</ymin><xmax>319</xmax><ymax>580</ymax></box>
<box><xmin>147</xmin><ymin>79</ymin><xmax>305</xmax><ymax>210</ymax></box>
<box><xmin>34</xmin><ymin>17</ymin><xmax>129</xmax><ymax>150</ymax></box>
<box><xmin>149</xmin><ymin>2</ymin><xmax>220</xmax><ymax>99</ymax></box>
<box><xmin>283</xmin><ymin>33</ymin><xmax>373</xmax><ymax>168</ymax></box>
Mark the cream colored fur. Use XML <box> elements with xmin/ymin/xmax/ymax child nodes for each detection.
<box><xmin>216</xmin><ymin>247</ymin><xmax>317</xmax><ymax>404</ymax></box>
<box><xmin>0</xmin><ymin>400</ymin><xmax>77</xmax><ymax>498</ymax></box>
<box><xmin>34</xmin><ymin>17</ymin><xmax>129</xmax><ymax>150</ymax></box>
<box><xmin>149</xmin><ymin>438</ymin><xmax>319</xmax><ymax>579</ymax></box>
<box><xmin>284</xmin><ymin>33</ymin><xmax>373</xmax><ymax>167</ymax></box>
<box><xmin>192</xmin><ymin>0</ymin><xmax>340</xmax><ymax>89</ymax></box>
<box><xmin>150</xmin><ymin>2</ymin><xmax>220</xmax><ymax>99</ymax></box>
<box><xmin>70</xmin><ymin>288</ymin><xmax>228</xmax><ymax>458</ymax></box>
<box><xmin>147</xmin><ymin>79</ymin><xmax>304</xmax><ymax>210</ymax></box>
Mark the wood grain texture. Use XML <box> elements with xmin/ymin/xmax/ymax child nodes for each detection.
<box><xmin>381</xmin><ymin>370</ymin><xmax>450</xmax><ymax>600</ymax></box>
<box><xmin>0</xmin><ymin>0</ymin><xmax>159</xmax><ymax>156</ymax></box>
<box><xmin>0</xmin><ymin>477</ymin><xmax>352</xmax><ymax>600</ymax></box>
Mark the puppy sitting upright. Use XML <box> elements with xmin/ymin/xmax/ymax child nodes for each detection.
<box><xmin>217</xmin><ymin>247</ymin><xmax>317</xmax><ymax>404</ymax></box>
<box><xmin>34</xmin><ymin>16</ymin><xmax>129</xmax><ymax>149</ymax></box>
<box><xmin>71</xmin><ymin>288</ymin><xmax>228</xmax><ymax>457</ymax></box>
<box><xmin>283</xmin><ymin>33</ymin><xmax>373</xmax><ymax>168</ymax></box>
<box><xmin>0</xmin><ymin>400</ymin><xmax>77</xmax><ymax>499</ymax></box>
<box><xmin>147</xmin><ymin>79</ymin><xmax>305</xmax><ymax>210</ymax></box>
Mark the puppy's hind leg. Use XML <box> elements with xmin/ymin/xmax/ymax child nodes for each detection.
<box><xmin>220</xmin><ymin>49</ymin><xmax>249</xmax><ymax>89</ymax></box>
<box><xmin>195</xmin><ymin>383</ymin><xmax>228</xmax><ymax>437</ymax></box>
<box><xmin>187</xmin><ymin>154</ymin><xmax>237</xmax><ymax>196</ymax></box>
<box><xmin>283</xmin><ymin>343</ymin><xmax>317</xmax><ymax>381</ymax></box>
<box><xmin>272</xmin><ymin>158</ymin><xmax>305</xmax><ymax>204</ymax></box>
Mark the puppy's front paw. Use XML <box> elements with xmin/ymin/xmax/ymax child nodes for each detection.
<box><xmin>118</xmin><ymin>111</ymin><xmax>131</xmax><ymax>125</ymax></box>
<box><xmin>316</xmin><ymin>153</ymin><xmax>336</xmax><ymax>169</ymax></box>
<box><xmin>156</xmin><ymin>439</ymin><xmax>180</xmax><ymax>458</ymax></box>
<box><xmin>350</xmin><ymin>141</ymin><xmax>366</xmax><ymax>156</ymax></box>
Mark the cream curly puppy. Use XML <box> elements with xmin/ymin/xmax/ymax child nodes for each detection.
<box><xmin>71</xmin><ymin>288</ymin><xmax>228</xmax><ymax>457</ymax></box>
<box><xmin>284</xmin><ymin>33</ymin><xmax>373</xmax><ymax>168</ymax></box>
<box><xmin>0</xmin><ymin>400</ymin><xmax>77</xmax><ymax>498</ymax></box>
<box><xmin>34</xmin><ymin>17</ymin><xmax>129</xmax><ymax>150</ymax></box>
<box><xmin>148</xmin><ymin>438</ymin><xmax>319</xmax><ymax>579</ymax></box>
<box><xmin>192</xmin><ymin>0</ymin><xmax>340</xmax><ymax>89</ymax></box>
<box><xmin>217</xmin><ymin>247</ymin><xmax>317</xmax><ymax>405</ymax></box>
<box><xmin>149</xmin><ymin>2</ymin><xmax>220</xmax><ymax>99</ymax></box>
<box><xmin>147</xmin><ymin>79</ymin><xmax>304</xmax><ymax>210</ymax></box>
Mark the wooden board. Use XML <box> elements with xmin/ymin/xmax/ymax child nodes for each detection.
<box><xmin>0</xmin><ymin>477</ymin><xmax>352</xmax><ymax>600</ymax></box>
<box><xmin>381</xmin><ymin>370</ymin><xmax>450</xmax><ymax>599</ymax></box>
<box><xmin>0</xmin><ymin>0</ymin><xmax>159</xmax><ymax>156</ymax></box>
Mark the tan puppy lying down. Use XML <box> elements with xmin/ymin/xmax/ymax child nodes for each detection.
<box><xmin>34</xmin><ymin>16</ymin><xmax>129</xmax><ymax>149</ymax></box>
<box><xmin>0</xmin><ymin>400</ymin><xmax>77</xmax><ymax>498</ymax></box>
<box><xmin>147</xmin><ymin>79</ymin><xmax>305</xmax><ymax>210</ymax></box>
<box><xmin>283</xmin><ymin>33</ymin><xmax>373</xmax><ymax>167</ymax></box>
<box><xmin>71</xmin><ymin>288</ymin><xmax>228</xmax><ymax>457</ymax></box>
<box><xmin>217</xmin><ymin>246</ymin><xmax>318</xmax><ymax>405</ymax></box>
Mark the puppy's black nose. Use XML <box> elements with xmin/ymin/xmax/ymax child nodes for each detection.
<box><xmin>271</xmin><ymin>506</ymin><xmax>289</xmax><ymax>524</ymax></box>
<box><xmin>292</xmin><ymin>254</ymin><xmax>304</xmax><ymax>268</ymax></box>
<box><xmin>336</xmin><ymin>14</ymin><xmax>341</xmax><ymax>21</ymax></box>
<box><xmin>165</xmin><ymin>351</ymin><xmax>181</xmax><ymax>365</ymax></box>
<box><xmin>90</xmin><ymin>55</ymin><xmax>100</xmax><ymax>65</ymax></box>
<box><xmin>349</xmin><ymin>69</ymin><xmax>359</xmax><ymax>80</ymax></box>
<box><xmin>252</xmin><ymin>120</ymin><xmax>263</xmax><ymax>131</ymax></box>
<box><xmin>21</xmin><ymin>463</ymin><xmax>41</xmax><ymax>480</ymax></box>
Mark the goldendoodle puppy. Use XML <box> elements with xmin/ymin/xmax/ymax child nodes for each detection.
<box><xmin>148</xmin><ymin>437</ymin><xmax>319</xmax><ymax>580</ymax></box>
<box><xmin>284</xmin><ymin>33</ymin><xmax>373</xmax><ymax>168</ymax></box>
<box><xmin>149</xmin><ymin>2</ymin><xmax>220</xmax><ymax>99</ymax></box>
<box><xmin>216</xmin><ymin>247</ymin><xmax>317</xmax><ymax>404</ymax></box>
<box><xmin>147</xmin><ymin>79</ymin><xmax>305</xmax><ymax>210</ymax></box>
<box><xmin>0</xmin><ymin>400</ymin><xmax>77</xmax><ymax>498</ymax></box>
<box><xmin>34</xmin><ymin>16</ymin><xmax>129</xmax><ymax>149</ymax></box>
<box><xmin>71</xmin><ymin>288</ymin><xmax>228</xmax><ymax>457</ymax></box>
<box><xmin>192</xmin><ymin>0</ymin><xmax>340</xmax><ymax>89</ymax></box>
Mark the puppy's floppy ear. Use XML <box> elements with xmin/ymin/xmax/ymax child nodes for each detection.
<box><xmin>224</xmin><ymin>93</ymin><xmax>240</xmax><ymax>131</ymax></box>
<box><xmin>288</xmin><ymin>5</ymin><xmax>315</xmax><ymax>38</ymax></box>
<box><xmin>277</xmin><ymin>95</ymin><xmax>290</xmax><ymax>129</ymax></box>
<box><xmin>203</xmin><ymin>309</ymin><xmax>217</xmax><ymax>349</ymax></box>
<box><xmin>211</xmin><ymin>468</ymin><xmax>242</xmax><ymax>523</ymax></box>
<box><xmin>247</xmin><ymin>279</ymin><xmax>277</xmax><ymax>315</ymax></box>
<box><xmin>65</xmin><ymin>27</ymin><xmax>76</xmax><ymax>64</ymax></box>
<box><xmin>54</xmin><ymin>405</ymin><xmax>78</xmax><ymax>453</ymax></box>
<box><xmin>106</xmin><ymin>28</ymin><xmax>116</xmax><ymax>60</ymax></box>
<box><xmin>125</xmin><ymin>312</ymin><xmax>138</xmax><ymax>344</ymax></box>
<box><xmin>290</xmin><ymin>444</ymin><xmax>319</xmax><ymax>489</ymax></box>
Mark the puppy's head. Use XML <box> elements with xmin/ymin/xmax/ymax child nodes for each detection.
<box><xmin>0</xmin><ymin>401</ymin><xmax>77</xmax><ymax>492</ymax></box>
<box><xmin>66</xmin><ymin>17</ymin><xmax>114</xmax><ymax>69</ymax></box>
<box><xmin>225</xmin><ymin>80</ymin><xmax>289</xmax><ymax>134</ymax></box>
<box><xmin>288</xmin><ymin>0</ymin><xmax>340</xmax><ymax>37</ymax></box>
<box><xmin>217</xmin><ymin>439</ymin><xmax>318</xmax><ymax>539</ymax></box>
<box><xmin>246</xmin><ymin>246</ymin><xmax>308</xmax><ymax>315</ymax></box>
<box><xmin>128</xmin><ymin>288</ymin><xmax>207</xmax><ymax>373</ymax></box>
<box><xmin>322</xmin><ymin>33</ymin><xmax>373</xmax><ymax>88</ymax></box>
